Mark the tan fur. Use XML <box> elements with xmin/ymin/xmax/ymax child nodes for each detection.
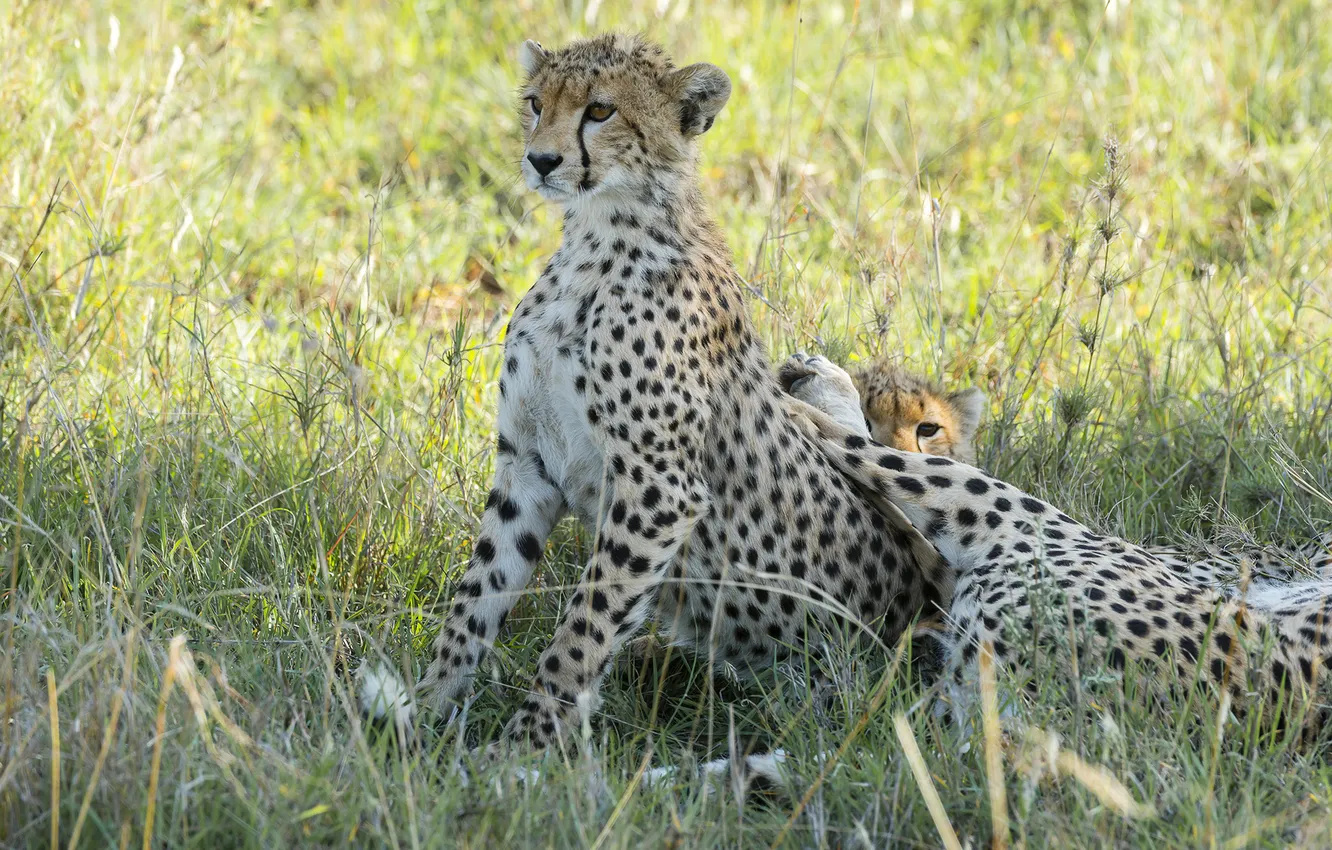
<box><xmin>851</xmin><ymin>362</ymin><xmax>985</xmax><ymax>464</ymax></box>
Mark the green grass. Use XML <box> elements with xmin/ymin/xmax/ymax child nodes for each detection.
<box><xmin>3</xmin><ymin>0</ymin><xmax>1332</xmax><ymax>846</ymax></box>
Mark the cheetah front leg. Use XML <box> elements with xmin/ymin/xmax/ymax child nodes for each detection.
<box><xmin>419</xmin><ymin>434</ymin><xmax>566</xmax><ymax>717</ymax></box>
<box><xmin>502</xmin><ymin>469</ymin><xmax>710</xmax><ymax>747</ymax></box>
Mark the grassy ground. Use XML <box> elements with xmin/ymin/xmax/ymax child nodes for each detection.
<box><xmin>3</xmin><ymin>0</ymin><xmax>1332</xmax><ymax>846</ymax></box>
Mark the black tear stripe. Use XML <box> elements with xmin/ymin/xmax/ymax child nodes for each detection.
<box><xmin>577</xmin><ymin>111</ymin><xmax>594</xmax><ymax>191</ymax></box>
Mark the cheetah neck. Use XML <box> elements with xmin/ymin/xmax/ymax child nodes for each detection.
<box><xmin>554</xmin><ymin>174</ymin><xmax>729</xmax><ymax>285</ymax></box>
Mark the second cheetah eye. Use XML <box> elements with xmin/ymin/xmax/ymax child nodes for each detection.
<box><xmin>586</xmin><ymin>103</ymin><xmax>616</xmax><ymax>122</ymax></box>
<box><xmin>917</xmin><ymin>422</ymin><xmax>941</xmax><ymax>438</ymax></box>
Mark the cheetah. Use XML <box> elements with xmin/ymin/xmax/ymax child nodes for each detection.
<box><xmin>416</xmin><ymin>35</ymin><xmax>948</xmax><ymax>748</ymax></box>
<box><xmin>786</xmin><ymin>355</ymin><xmax>1330</xmax><ymax>591</ymax></box>
<box><xmin>783</xmin><ymin>355</ymin><xmax>1332</xmax><ymax>739</ymax></box>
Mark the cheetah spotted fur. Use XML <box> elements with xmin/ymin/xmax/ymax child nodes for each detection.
<box><xmin>785</xmin><ymin>355</ymin><xmax>1332</xmax><ymax>739</ymax></box>
<box><xmin>417</xmin><ymin>35</ymin><xmax>949</xmax><ymax>748</ymax></box>
<box><xmin>817</xmin><ymin>356</ymin><xmax>1332</xmax><ymax>592</ymax></box>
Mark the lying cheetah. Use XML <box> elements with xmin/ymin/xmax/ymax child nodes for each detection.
<box><xmin>784</xmin><ymin>355</ymin><xmax>1332</xmax><ymax>738</ymax></box>
<box><xmin>417</xmin><ymin>35</ymin><xmax>948</xmax><ymax>747</ymax></box>
<box><xmin>803</xmin><ymin>356</ymin><xmax>1331</xmax><ymax>590</ymax></box>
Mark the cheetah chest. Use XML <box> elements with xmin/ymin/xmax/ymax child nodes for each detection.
<box><xmin>502</xmin><ymin>283</ymin><xmax>615</xmax><ymax>527</ymax></box>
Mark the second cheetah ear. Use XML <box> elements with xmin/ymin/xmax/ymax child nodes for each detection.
<box><xmin>947</xmin><ymin>388</ymin><xmax>987</xmax><ymax>439</ymax></box>
<box><xmin>519</xmin><ymin>40</ymin><xmax>550</xmax><ymax>77</ymax></box>
<box><xmin>667</xmin><ymin>63</ymin><xmax>731</xmax><ymax>136</ymax></box>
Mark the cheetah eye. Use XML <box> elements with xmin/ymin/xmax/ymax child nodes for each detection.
<box><xmin>586</xmin><ymin>102</ymin><xmax>616</xmax><ymax>122</ymax></box>
<box><xmin>528</xmin><ymin>96</ymin><xmax>543</xmax><ymax>116</ymax></box>
<box><xmin>917</xmin><ymin>422</ymin><xmax>941</xmax><ymax>438</ymax></box>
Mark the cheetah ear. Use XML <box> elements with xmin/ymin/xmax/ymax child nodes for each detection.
<box><xmin>667</xmin><ymin>63</ymin><xmax>731</xmax><ymax>136</ymax></box>
<box><xmin>519</xmin><ymin>40</ymin><xmax>549</xmax><ymax>77</ymax></box>
<box><xmin>947</xmin><ymin>388</ymin><xmax>986</xmax><ymax>439</ymax></box>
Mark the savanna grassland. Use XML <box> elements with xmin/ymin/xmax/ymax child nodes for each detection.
<box><xmin>3</xmin><ymin>0</ymin><xmax>1332</xmax><ymax>846</ymax></box>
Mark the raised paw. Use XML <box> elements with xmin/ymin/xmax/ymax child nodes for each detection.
<box><xmin>777</xmin><ymin>352</ymin><xmax>868</xmax><ymax>436</ymax></box>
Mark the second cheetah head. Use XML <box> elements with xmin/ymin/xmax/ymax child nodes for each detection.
<box><xmin>851</xmin><ymin>363</ymin><xmax>986</xmax><ymax>464</ymax></box>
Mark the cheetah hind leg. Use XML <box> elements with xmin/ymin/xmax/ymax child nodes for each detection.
<box><xmin>778</xmin><ymin>354</ymin><xmax>956</xmax><ymax>621</ymax></box>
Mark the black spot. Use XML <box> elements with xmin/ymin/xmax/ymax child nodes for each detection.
<box><xmin>965</xmin><ymin>478</ymin><xmax>989</xmax><ymax>495</ymax></box>
<box><xmin>895</xmin><ymin>476</ymin><xmax>925</xmax><ymax>494</ymax></box>
<box><xmin>517</xmin><ymin>533</ymin><xmax>543</xmax><ymax>561</ymax></box>
<box><xmin>1272</xmin><ymin>660</ymin><xmax>1289</xmax><ymax>688</ymax></box>
<box><xmin>474</xmin><ymin>538</ymin><xmax>497</xmax><ymax>563</ymax></box>
<box><xmin>1178</xmin><ymin>636</ymin><xmax>1199</xmax><ymax>662</ymax></box>
<box><xmin>877</xmin><ymin>453</ymin><xmax>906</xmax><ymax>471</ymax></box>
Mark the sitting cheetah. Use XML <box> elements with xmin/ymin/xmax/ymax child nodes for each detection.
<box><xmin>417</xmin><ymin>35</ymin><xmax>949</xmax><ymax>748</ymax></box>
<box><xmin>783</xmin><ymin>356</ymin><xmax>1332</xmax><ymax>738</ymax></box>
<box><xmin>790</xmin><ymin>355</ymin><xmax>1331</xmax><ymax>591</ymax></box>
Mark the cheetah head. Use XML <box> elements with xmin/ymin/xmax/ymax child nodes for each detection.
<box><xmin>851</xmin><ymin>364</ymin><xmax>986</xmax><ymax>464</ymax></box>
<box><xmin>517</xmin><ymin>34</ymin><xmax>731</xmax><ymax>203</ymax></box>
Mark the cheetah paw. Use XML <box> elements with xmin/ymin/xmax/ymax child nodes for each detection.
<box><xmin>778</xmin><ymin>352</ymin><xmax>867</xmax><ymax>437</ymax></box>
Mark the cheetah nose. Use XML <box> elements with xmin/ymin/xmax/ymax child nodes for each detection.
<box><xmin>527</xmin><ymin>152</ymin><xmax>563</xmax><ymax>177</ymax></box>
